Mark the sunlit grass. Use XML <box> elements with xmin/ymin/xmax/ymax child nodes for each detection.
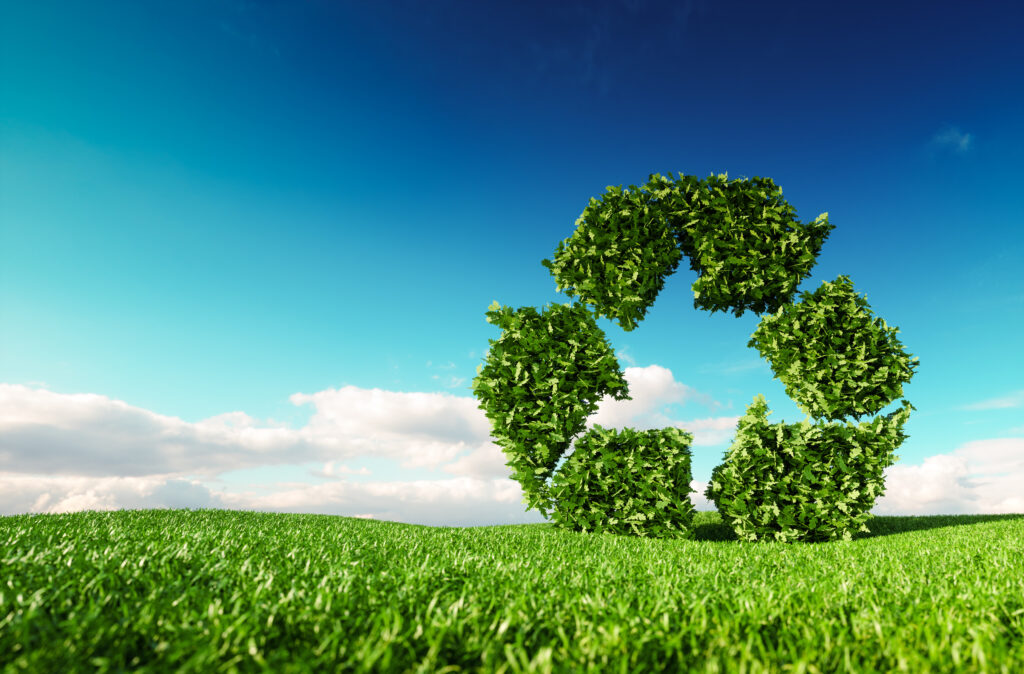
<box><xmin>2</xmin><ymin>507</ymin><xmax>1023</xmax><ymax>672</ymax></box>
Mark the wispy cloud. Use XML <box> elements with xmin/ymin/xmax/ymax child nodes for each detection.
<box><xmin>426</xmin><ymin>360</ymin><xmax>467</xmax><ymax>391</ymax></box>
<box><xmin>926</xmin><ymin>125</ymin><xmax>974</xmax><ymax>155</ymax></box>
<box><xmin>521</xmin><ymin>0</ymin><xmax>712</xmax><ymax>99</ymax></box>
<box><xmin>955</xmin><ymin>389</ymin><xmax>1024</xmax><ymax>411</ymax></box>
<box><xmin>697</xmin><ymin>359</ymin><xmax>768</xmax><ymax>376</ymax></box>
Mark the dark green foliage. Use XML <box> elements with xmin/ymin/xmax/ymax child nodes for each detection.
<box><xmin>540</xmin><ymin>172</ymin><xmax>834</xmax><ymax>330</ymax></box>
<box><xmin>705</xmin><ymin>394</ymin><xmax>915</xmax><ymax>542</ymax></box>
<box><xmin>548</xmin><ymin>425</ymin><xmax>696</xmax><ymax>540</ymax></box>
<box><xmin>540</xmin><ymin>180</ymin><xmax>685</xmax><ymax>332</ymax></box>
<box><xmin>475</xmin><ymin>169</ymin><xmax>918</xmax><ymax>543</ymax></box>
<box><xmin>747</xmin><ymin>274</ymin><xmax>920</xmax><ymax>421</ymax></box>
<box><xmin>471</xmin><ymin>301</ymin><xmax>631</xmax><ymax>519</ymax></box>
<box><xmin>651</xmin><ymin>172</ymin><xmax>835</xmax><ymax>318</ymax></box>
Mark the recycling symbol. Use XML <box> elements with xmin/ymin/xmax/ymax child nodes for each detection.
<box><xmin>472</xmin><ymin>172</ymin><xmax>918</xmax><ymax>543</ymax></box>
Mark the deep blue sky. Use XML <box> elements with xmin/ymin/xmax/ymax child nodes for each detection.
<box><xmin>1</xmin><ymin>0</ymin><xmax>1022</xmax><ymax>525</ymax></box>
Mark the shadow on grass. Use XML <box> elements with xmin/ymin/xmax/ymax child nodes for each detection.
<box><xmin>9</xmin><ymin>508</ymin><xmax>1023</xmax><ymax>548</ymax></box>
<box><xmin>462</xmin><ymin>510</ymin><xmax>1024</xmax><ymax>545</ymax></box>
<box><xmin>687</xmin><ymin>511</ymin><xmax>1024</xmax><ymax>543</ymax></box>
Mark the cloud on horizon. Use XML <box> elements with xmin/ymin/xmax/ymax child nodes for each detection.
<box><xmin>1</xmin><ymin>367</ymin><xmax>1022</xmax><ymax>527</ymax></box>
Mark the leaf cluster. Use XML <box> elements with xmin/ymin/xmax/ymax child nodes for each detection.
<box><xmin>656</xmin><ymin>172</ymin><xmax>835</xmax><ymax>318</ymax></box>
<box><xmin>471</xmin><ymin>300</ymin><xmax>631</xmax><ymax>518</ymax></box>
<box><xmin>541</xmin><ymin>171</ymin><xmax>835</xmax><ymax>327</ymax></box>
<box><xmin>540</xmin><ymin>178</ymin><xmax>685</xmax><ymax>332</ymax></box>
<box><xmin>704</xmin><ymin>393</ymin><xmax>915</xmax><ymax>542</ymax></box>
<box><xmin>548</xmin><ymin>424</ymin><xmax>696</xmax><ymax>540</ymax></box>
<box><xmin>747</xmin><ymin>274</ymin><xmax>920</xmax><ymax>421</ymax></box>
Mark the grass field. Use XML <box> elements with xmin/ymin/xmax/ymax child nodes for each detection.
<box><xmin>2</xmin><ymin>507</ymin><xmax>1023</xmax><ymax>673</ymax></box>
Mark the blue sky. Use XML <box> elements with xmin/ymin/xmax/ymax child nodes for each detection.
<box><xmin>1</xmin><ymin>0</ymin><xmax>1022</xmax><ymax>526</ymax></box>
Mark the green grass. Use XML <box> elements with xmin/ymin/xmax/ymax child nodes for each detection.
<box><xmin>2</xmin><ymin>507</ymin><xmax>1023</xmax><ymax>673</ymax></box>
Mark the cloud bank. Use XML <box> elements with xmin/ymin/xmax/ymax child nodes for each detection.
<box><xmin>2</xmin><ymin>366</ymin><xmax>1022</xmax><ymax>527</ymax></box>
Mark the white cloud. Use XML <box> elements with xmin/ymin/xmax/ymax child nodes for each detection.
<box><xmin>1</xmin><ymin>371</ymin><xmax>1022</xmax><ymax>527</ymax></box>
<box><xmin>576</xmin><ymin>364</ymin><xmax>736</xmax><ymax>439</ymax></box>
<box><xmin>689</xmin><ymin>480</ymin><xmax>712</xmax><ymax>511</ymax></box>
<box><xmin>874</xmin><ymin>438</ymin><xmax>1024</xmax><ymax>515</ymax></box>
<box><xmin>319</xmin><ymin>461</ymin><xmax>372</xmax><ymax>478</ymax></box>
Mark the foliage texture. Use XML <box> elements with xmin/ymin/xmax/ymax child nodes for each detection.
<box><xmin>472</xmin><ymin>301</ymin><xmax>631</xmax><ymax>519</ymax></box>
<box><xmin>540</xmin><ymin>172</ymin><xmax>835</xmax><ymax>327</ymax></box>
<box><xmin>704</xmin><ymin>394</ymin><xmax>913</xmax><ymax>542</ymax></box>
<box><xmin>538</xmin><ymin>178</ymin><xmax>686</xmax><ymax>332</ymax></box>
<box><xmin>474</xmin><ymin>171</ymin><xmax>918</xmax><ymax>542</ymax></box>
<box><xmin>747</xmin><ymin>274</ymin><xmax>919</xmax><ymax>422</ymax></box>
<box><xmin>548</xmin><ymin>425</ymin><xmax>696</xmax><ymax>539</ymax></box>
